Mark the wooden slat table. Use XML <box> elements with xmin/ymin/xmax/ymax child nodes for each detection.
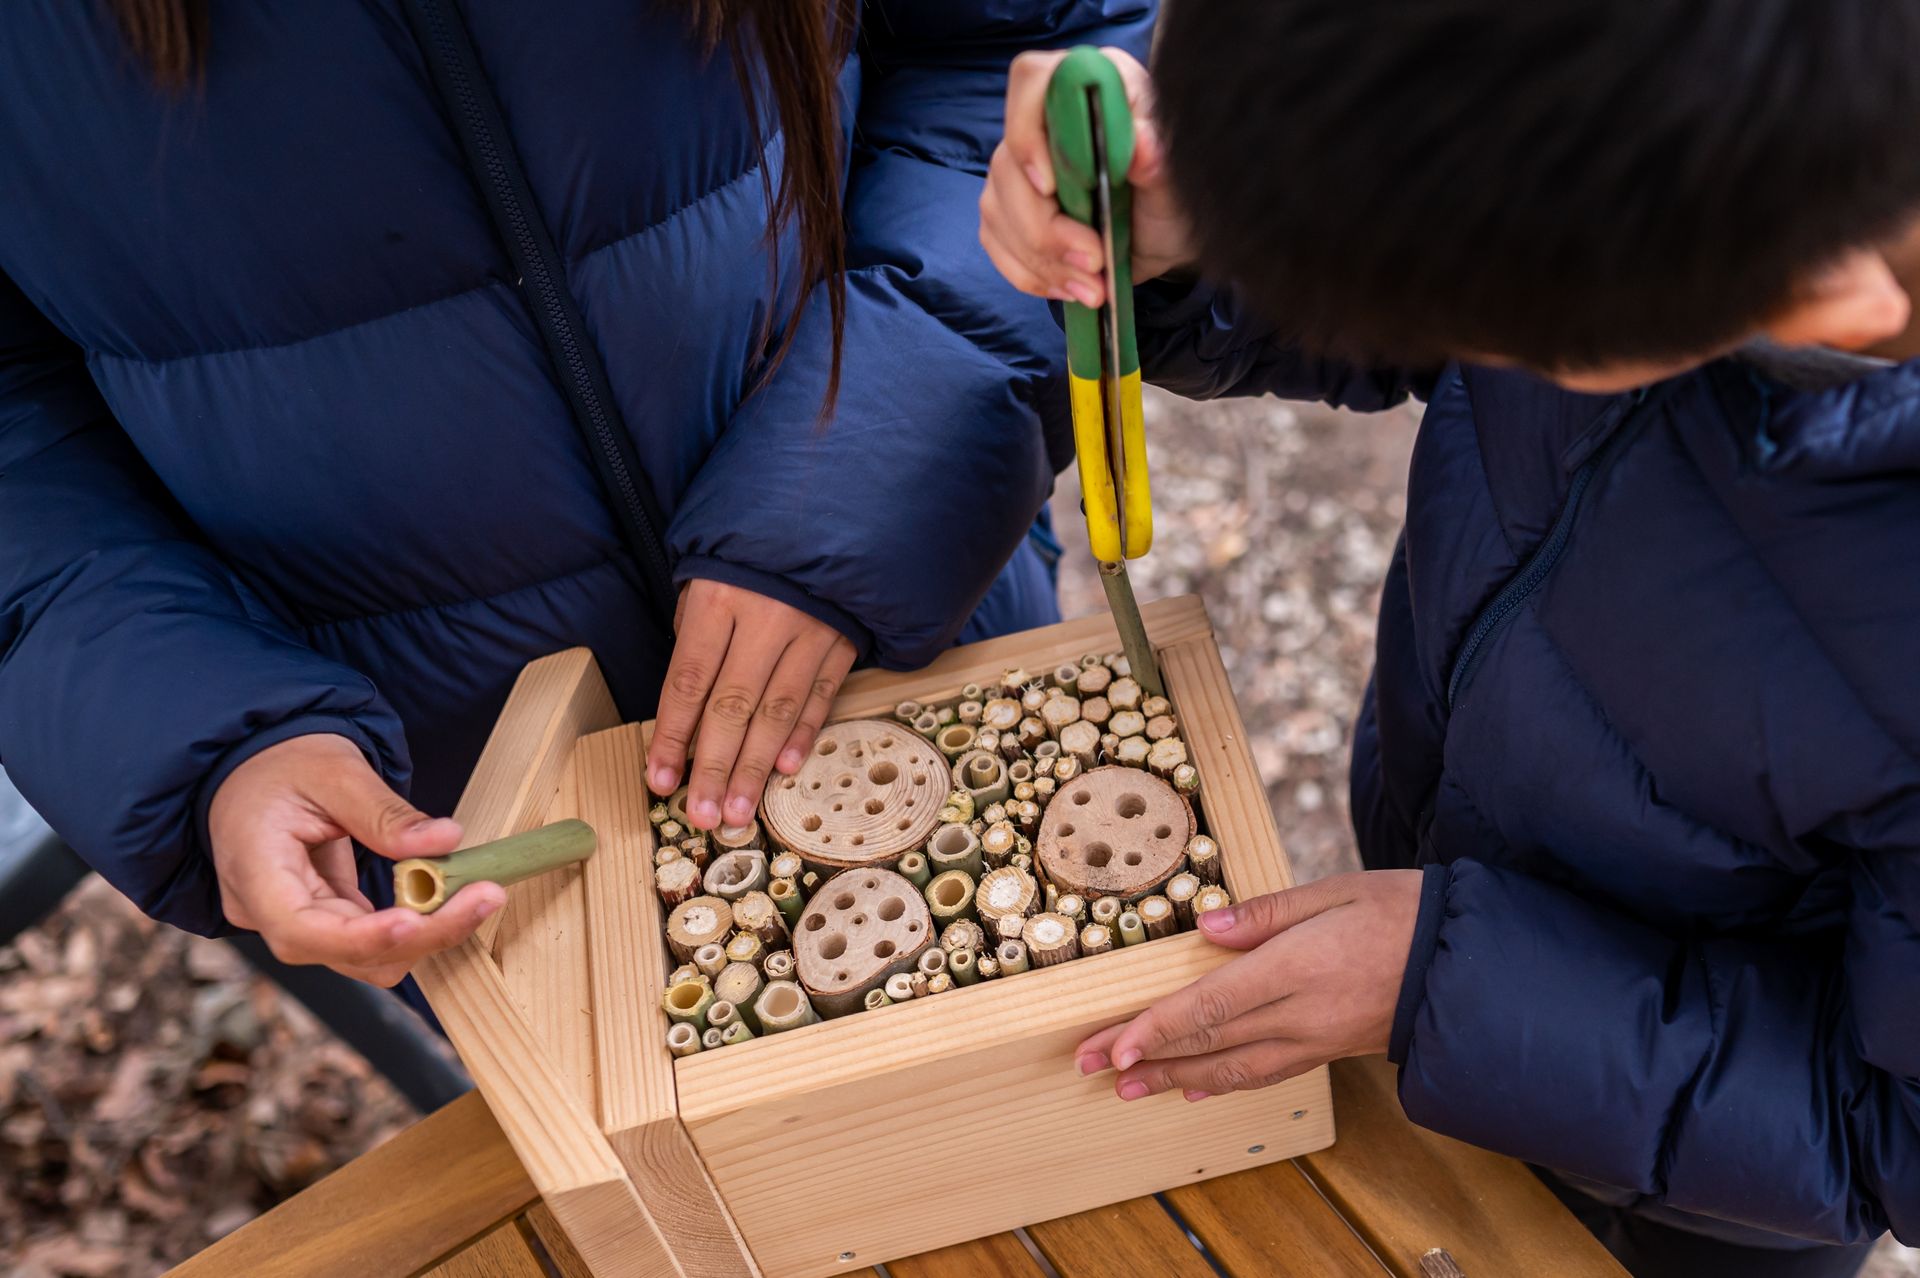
<box><xmin>169</xmin><ymin>1055</ymin><xmax>1624</xmax><ymax>1278</ymax></box>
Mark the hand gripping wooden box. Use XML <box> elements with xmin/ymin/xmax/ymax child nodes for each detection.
<box><xmin>413</xmin><ymin>596</ymin><xmax>1335</xmax><ymax>1277</ymax></box>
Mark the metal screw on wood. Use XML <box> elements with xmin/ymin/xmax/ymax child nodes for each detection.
<box><xmin>1247</xmin><ymin>1144</ymin><xmax>1265</xmax><ymax>1154</ymax></box>
<box><xmin>1292</xmin><ymin>1109</ymin><xmax>1306</xmax><ymax>1119</ymax></box>
<box><xmin>839</xmin><ymin>1251</ymin><xmax>856</xmax><ymax>1262</ymax></box>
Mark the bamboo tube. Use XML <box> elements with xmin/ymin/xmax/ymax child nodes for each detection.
<box><xmin>909</xmin><ymin>972</ymin><xmax>930</xmax><ymax>998</ymax></box>
<box><xmin>721</xmin><ymin>1022</ymin><xmax>754</xmax><ymax>1046</ymax></box>
<box><xmin>769</xmin><ymin>851</ymin><xmax>804</xmax><ymax>882</ymax></box>
<box><xmin>704</xmin><ymin>849</ymin><xmax>769</xmax><ymax>903</ymax></box>
<box><xmin>725</xmin><ymin>932</ymin><xmax>765</xmax><ymax>966</ymax></box>
<box><xmin>658</xmin><ymin>820</ymin><xmax>685</xmax><ymax>844</ymax></box>
<box><xmin>937</xmin><ymin>789</ymin><xmax>975</xmax><ymax>825</ymax></box>
<box><xmin>977</xmin><ymin>954</ymin><xmax>1001</xmax><ymax>980</ymax></box>
<box><xmin>1055</xmin><ymin>894</ymin><xmax>1087</xmax><ymax>927</ymax></box>
<box><xmin>894</xmin><ymin>699</ymin><xmax>923</xmax><ymax>724</ymax></box>
<box><xmin>915</xmin><ymin>947</ymin><xmax>948</xmax><ymax>978</ymax></box>
<box><xmin>1108</xmin><ymin>676</ymin><xmax>1142</xmax><ymax>711</ymax></box>
<box><xmin>1115</xmin><ymin>736</ymin><xmax>1151</xmax><ymax>769</ymax></box>
<box><xmin>981</xmin><ymin>820</ymin><xmax>1019</xmax><ymax>868</ymax></box>
<box><xmin>768</xmin><ymin>877</ymin><xmax>805</xmax><ymax>928</ymax></box>
<box><xmin>732</xmin><ymin>890</ymin><xmax>786</xmax><ymax>946</ymax></box>
<box><xmin>693</xmin><ymin>943</ymin><xmax>728</xmax><ymax>979</ymax></box>
<box><xmin>982</xmin><ymin>697</ymin><xmax>1023</xmax><ymax>732</ymax></box>
<box><xmin>1109</xmin><ymin>709</ymin><xmax>1147</xmax><ymax>739</ymax></box>
<box><xmin>679</xmin><ymin>835</ymin><xmax>710</xmax><ymax>870</ymax></box>
<box><xmin>1141</xmin><ymin>695</ymin><xmax>1172</xmax><ymax>719</ymax></box>
<box><xmin>649</xmin><ymin>801</ymin><xmax>671</xmax><ymax>827</ymax></box>
<box><xmin>1058</xmin><ymin>721</ymin><xmax>1102</xmax><ymax>771</ymax></box>
<box><xmin>1145</xmin><ymin>714</ymin><xmax>1178</xmax><ymax>742</ymax></box>
<box><xmin>1017</xmin><ymin>716</ymin><xmax>1048</xmax><ymax>750</ymax></box>
<box><xmin>655</xmin><ymin>858</ymin><xmax>701</xmax><ymax>909</ymax></box>
<box><xmin>393</xmin><ymin>819</ymin><xmax>596</xmax><ymax>913</ymax></box>
<box><xmin>958</xmin><ymin>700</ymin><xmax>984</xmax><ymax>725</ymax></box>
<box><xmin>1054</xmin><ymin>756</ymin><xmax>1082</xmax><ymax>784</ymax></box>
<box><xmin>1023</xmin><ymin>913</ymin><xmax>1079</xmax><ymax>967</ymax></box>
<box><xmin>912</xmin><ymin>710</ymin><xmax>941</xmax><ymax>736</ymax></box>
<box><xmin>801</xmin><ymin>870</ymin><xmax>821</xmax><ymax>894</ymax></box>
<box><xmin>897</xmin><ymin>850</ymin><xmax>931</xmax><ymax>888</ymax></box>
<box><xmin>1077</xmin><ymin>663</ymin><xmax>1112</xmax><ymax>695</ymax></box>
<box><xmin>884</xmin><ymin>972</ymin><xmax>916</xmax><ymax>1002</ymax></box>
<box><xmin>667</xmin><ymin>963</ymin><xmax>702</xmax><ymax>988</ymax></box>
<box><xmin>665</xmin><ymin>895</ymin><xmax>732</xmax><ymax>961</ymax></box>
<box><xmin>1138</xmin><ymin>895</ymin><xmax>1177</xmax><ymax>939</ymax></box>
<box><xmin>1051</xmin><ymin>663</ymin><xmax>1080</xmax><ymax>692</ymax></box>
<box><xmin>666</xmin><ymin>786</ymin><xmax>694</xmax><ymax>827</ymax></box>
<box><xmin>702</xmin><ymin>1027</ymin><xmax>725</xmax><ymax>1050</ymax></box>
<box><xmin>1166</xmin><ymin>873</ymin><xmax>1203</xmax><ymax>927</ymax></box>
<box><xmin>1020</xmin><ymin>684</ymin><xmax>1049</xmax><ymax>714</ymax></box>
<box><xmin>1117</xmin><ymin>911</ymin><xmax>1148</xmax><ymax>946</ymax></box>
<box><xmin>925</xmin><ymin>870</ymin><xmax>976</xmax><ymax>930</ymax></box>
<box><xmin>1007</xmin><ymin>760</ymin><xmax>1034</xmax><ymax>786</ymax></box>
<box><xmin>864</xmin><ymin>988</ymin><xmax>893</xmax><ymax>1011</ymax></box>
<box><xmin>666</xmin><ymin>1022</ymin><xmax>702</xmax><ymax>1057</ymax></box>
<box><xmin>1147</xmin><ymin>737</ymin><xmax>1189</xmax><ymax>779</ymax></box>
<box><xmin>707</xmin><ymin>1000</ymin><xmax>740</xmax><ymax>1033</ymax></box>
<box><xmin>926</xmin><ymin>972</ymin><xmax>954</xmax><ymax>995</ymax></box>
<box><xmin>949</xmin><ymin>947</ymin><xmax>980</xmax><ymax>985</ymax></box>
<box><xmin>956</xmin><ymin>750</ymin><xmax>1010</xmax><ymax>809</ymax></box>
<box><xmin>1172</xmin><ymin>763</ymin><xmax>1201</xmax><ymax>797</ymax></box>
<box><xmin>654</xmin><ymin>845</ymin><xmax>682</xmax><ymax>868</ymax></box>
<box><xmin>761</xmin><ymin>949</ymin><xmax>794</xmax><ymax>982</ymax></box>
<box><xmin>997</xmin><ymin>729</ymin><xmax>1027</xmax><ymax>761</ymax></box>
<box><xmin>1194</xmin><ymin>885</ymin><xmax>1233</xmax><ymax>917</ymax></box>
<box><xmin>715</xmin><ymin>962</ymin><xmax>763</xmax><ymax>1025</ymax></box>
<box><xmin>1186</xmin><ymin>835</ymin><xmax>1222</xmax><ymax>885</ymax></box>
<box><xmin>975</xmin><ymin>865</ymin><xmax>1040</xmax><ymax>930</ymax></box>
<box><xmin>1080</xmin><ymin>923</ymin><xmax>1114</xmax><ymax>957</ymax></box>
<box><xmin>754</xmin><ymin>980</ymin><xmax>819</xmax><ymax>1034</ymax></box>
<box><xmin>940</xmin><ymin>918</ymin><xmax>986</xmax><ymax>956</ymax></box>
<box><xmin>927</xmin><ymin>824</ymin><xmax>984</xmax><ymax>879</ymax></box>
<box><xmin>1090</xmin><ymin>896</ymin><xmax>1124</xmax><ymax>933</ymax></box>
<box><xmin>1040</xmin><ymin>695</ymin><xmax>1082</xmax><ymax>738</ymax></box>
<box><xmin>662</xmin><ymin>979</ymin><xmax>715</xmax><ymax>1031</ymax></box>
<box><xmin>996</xmin><ymin>939</ymin><xmax>1030</xmax><ymax>975</ymax></box>
<box><xmin>936</xmin><ymin>723</ymin><xmax>978</xmax><ymax>760</ymax></box>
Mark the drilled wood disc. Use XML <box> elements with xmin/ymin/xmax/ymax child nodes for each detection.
<box><xmin>794</xmin><ymin>868</ymin><xmax>934</xmax><ymax>1016</ymax></box>
<box><xmin>1035</xmin><ymin>766</ymin><xmax>1194</xmax><ymax>900</ymax></box>
<box><xmin>762</xmin><ymin>719</ymin><xmax>948</xmax><ymax>868</ymax></box>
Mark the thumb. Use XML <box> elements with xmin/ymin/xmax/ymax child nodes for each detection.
<box><xmin>309</xmin><ymin>753</ymin><xmax>463</xmax><ymax>861</ymax></box>
<box><xmin>1195</xmin><ymin>877</ymin><xmax>1353</xmax><ymax>949</ymax></box>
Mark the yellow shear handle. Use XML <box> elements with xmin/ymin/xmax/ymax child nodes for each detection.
<box><xmin>1070</xmin><ymin>369</ymin><xmax>1151</xmax><ymax>562</ymax></box>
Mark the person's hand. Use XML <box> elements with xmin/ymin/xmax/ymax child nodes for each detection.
<box><xmin>980</xmin><ymin>46</ymin><xmax>1195</xmax><ymax>307</ymax></box>
<box><xmin>645</xmin><ymin>579</ymin><xmax>858</xmax><ymax>831</ymax></box>
<box><xmin>208</xmin><ymin>733</ymin><xmax>503</xmax><ymax>987</ymax></box>
<box><xmin>1075</xmin><ymin>870</ymin><xmax>1424</xmax><ymax>1100</ymax></box>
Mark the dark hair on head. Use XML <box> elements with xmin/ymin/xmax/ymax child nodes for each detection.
<box><xmin>1154</xmin><ymin>0</ymin><xmax>1920</xmax><ymax>369</ymax></box>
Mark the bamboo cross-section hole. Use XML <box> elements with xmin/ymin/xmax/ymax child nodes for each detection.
<box><xmin>397</xmin><ymin>863</ymin><xmax>439</xmax><ymax>909</ymax></box>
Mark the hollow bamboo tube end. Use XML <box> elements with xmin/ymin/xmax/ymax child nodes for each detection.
<box><xmin>393</xmin><ymin>818</ymin><xmax>596</xmax><ymax>914</ymax></box>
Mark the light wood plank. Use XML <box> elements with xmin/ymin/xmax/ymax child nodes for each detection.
<box><xmin>1166</xmin><ymin>1161</ymin><xmax>1386</xmax><ymax>1276</ymax></box>
<box><xmin>1298</xmin><ymin>1056</ymin><xmax>1626</xmax><ymax>1278</ymax></box>
<box><xmin>574</xmin><ymin>724</ymin><xmax>759</xmax><ymax>1277</ymax></box>
<box><xmin>416</xmin><ymin>649</ymin><xmax>679</xmax><ymax>1278</ymax></box>
<box><xmin>885</xmin><ymin>1233</ymin><xmax>1047</xmax><ymax>1278</ymax></box>
<box><xmin>494</xmin><ymin>757</ymin><xmax>595</xmax><ymax>1105</ymax></box>
<box><xmin>166</xmin><ymin>1092</ymin><xmax>534</xmax><ymax>1278</ymax></box>
<box><xmin>423</xmin><ymin>1219</ymin><xmax>546</xmax><ymax>1278</ymax></box>
<box><xmin>1027</xmin><ymin>1198</ymin><xmax>1215</xmax><ymax>1278</ymax></box>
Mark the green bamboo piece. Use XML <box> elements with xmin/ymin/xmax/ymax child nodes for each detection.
<box><xmin>996</xmin><ymin>939</ymin><xmax>1030</xmax><ymax>975</ymax></box>
<box><xmin>692</xmin><ymin>942</ymin><xmax>728</xmax><ymax>979</ymax></box>
<box><xmin>884</xmin><ymin>972</ymin><xmax>917</xmax><ymax>1002</ymax></box>
<box><xmin>701</xmin><ymin>1027</ymin><xmax>725</xmax><ymax>1050</ymax></box>
<box><xmin>1117</xmin><ymin>910</ymin><xmax>1147</xmax><ymax>946</ymax></box>
<box><xmin>925</xmin><ymin>870</ymin><xmax>976</xmax><ymax>931</ymax></box>
<box><xmin>949</xmin><ymin>947</ymin><xmax>980</xmax><ymax>985</ymax></box>
<box><xmin>864</xmin><ymin>988</ymin><xmax>894</xmax><ymax>1011</ymax></box>
<box><xmin>662</xmin><ymin>979</ymin><xmax>715</xmax><ymax>1031</ymax></box>
<box><xmin>666</xmin><ymin>1022</ymin><xmax>702</xmax><ymax>1057</ymax></box>
<box><xmin>761</xmin><ymin>949</ymin><xmax>795</xmax><ymax>982</ymax></box>
<box><xmin>769</xmin><ymin>877</ymin><xmax>805</xmax><ymax>928</ymax></box>
<box><xmin>724</xmin><ymin>931</ymin><xmax>765</xmax><ymax>967</ymax></box>
<box><xmin>721</xmin><ymin>1022</ymin><xmax>755</xmax><ymax>1046</ymax></box>
<box><xmin>393</xmin><ymin>819</ymin><xmax>597</xmax><ymax>913</ymax></box>
<box><xmin>927</xmin><ymin>824</ymin><xmax>984</xmax><ymax>880</ymax></box>
<box><xmin>708</xmin><ymin>1000</ymin><xmax>740</xmax><ymax>1033</ymax></box>
<box><xmin>715</xmin><ymin>962</ymin><xmax>763</xmax><ymax>1030</ymax></box>
<box><xmin>897</xmin><ymin>850</ymin><xmax>931</xmax><ymax>888</ymax></box>
<box><xmin>754</xmin><ymin>980</ymin><xmax>819</xmax><ymax>1034</ymax></box>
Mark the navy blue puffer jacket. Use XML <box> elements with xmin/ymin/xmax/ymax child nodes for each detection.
<box><xmin>0</xmin><ymin>2</ymin><xmax>1151</xmax><ymax>935</ymax></box>
<box><xmin>1136</xmin><ymin>280</ymin><xmax>1920</xmax><ymax>1249</ymax></box>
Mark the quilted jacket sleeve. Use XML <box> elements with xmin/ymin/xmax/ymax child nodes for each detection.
<box><xmin>1391</xmin><ymin>848</ymin><xmax>1920</xmax><ymax>1246</ymax></box>
<box><xmin>666</xmin><ymin>0</ymin><xmax>1154</xmax><ymax>669</ymax></box>
<box><xmin>0</xmin><ymin>270</ymin><xmax>409</xmax><ymax>936</ymax></box>
<box><xmin>1133</xmin><ymin>276</ymin><xmax>1434</xmax><ymax>410</ymax></box>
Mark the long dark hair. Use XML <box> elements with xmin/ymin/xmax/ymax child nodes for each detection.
<box><xmin>108</xmin><ymin>0</ymin><xmax>851</xmax><ymax>412</ymax></box>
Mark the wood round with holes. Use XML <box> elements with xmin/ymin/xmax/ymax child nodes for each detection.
<box><xmin>761</xmin><ymin>719</ymin><xmax>949</xmax><ymax>868</ymax></box>
<box><xmin>793</xmin><ymin>868</ymin><xmax>934</xmax><ymax>1017</ymax></box>
<box><xmin>1035</xmin><ymin>765</ymin><xmax>1194</xmax><ymax>901</ymax></box>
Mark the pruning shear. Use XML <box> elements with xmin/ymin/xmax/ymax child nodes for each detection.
<box><xmin>1046</xmin><ymin>47</ymin><xmax>1164</xmax><ymax>697</ymax></box>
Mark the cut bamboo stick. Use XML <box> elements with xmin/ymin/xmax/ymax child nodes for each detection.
<box><xmin>1080</xmin><ymin>924</ymin><xmax>1114</xmax><ymax>957</ymax></box>
<box><xmin>655</xmin><ymin>858</ymin><xmax>701</xmax><ymax>909</ymax></box>
<box><xmin>1117</xmin><ymin>911</ymin><xmax>1147</xmax><ymax>946</ymax></box>
<box><xmin>1187</xmin><ymin>835</ymin><xmax>1222</xmax><ymax>885</ymax></box>
<box><xmin>761</xmin><ymin>949</ymin><xmax>794</xmax><ymax>982</ymax></box>
<box><xmin>974</xmin><ymin>865</ymin><xmax>1040</xmax><ymax>931</ymax></box>
<box><xmin>768</xmin><ymin>877</ymin><xmax>804</xmax><ymax>928</ymax></box>
<box><xmin>948</xmin><ymin>948</ymin><xmax>980</xmax><ymax>985</ymax></box>
<box><xmin>666</xmin><ymin>1022</ymin><xmax>702</xmax><ymax>1057</ymax></box>
<box><xmin>665</xmin><ymin>896</ymin><xmax>731</xmax><ymax>962</ymax></box>
<box><xmin>927</xmin><ymin>824</ymin><xmax>984</xmax><ymax>879</ymax></box>
<box><xmin>713</xmin><ymin>963</ymin><xmax>763</xmax><ymax>1027</ymax></box>
<box><xmin>883</xmin><ymin>972</ymin><xmax>915</xmax><ymax>1002</ymax></box>
<box><xmin>394</xmin><ymin>819</ymin><xmax>597</xmax><ymax>913</ymax></box>
<box><xmin>703</xmin><ymin>849</ymin><xmax>768</xmax><ymax>903</ymax></box>
<box><xmin>1166</xmin><ymin>872</ymin><xmax>1202</xmax><ymax>927</ymax></box>
<box><xmin>996</xmin><ymin>939</ymin><xmax>1030</xmax><ymax>975</ymax></box>
<box><xmin>662</xmin><ymin>980</ymin><xmax>714</xmax><ymax>1031</ymax></box>
<box><xmin>753</xmin><ymin>981</ymin><xmax>818</xmax><ymax>1034</ymax></box>
<box><xmin>1194</xmin><ymin>885</ymin><xmax>1233</xmax><ymax>917</ymax></box>
<box><xmin>1023</xmin><ymin>913</ymin><xmax>1079</xmax><ymax>967</ymax></box>
<box><xmin>925</xmin><ymin>870</ymin><xmax>976</xmax><ymax>931</ymax></box>
<box><xmin>1137</xmin><ymin>895</ymin><xmax>1176</xmax><ymax>939</ymax></box>
<box><xmin>731</xmin><ymin>890</ymin><xmax>786</xmax><ymax>946</ymax></box>
<box><xmin>692</xmin><ymin>944</ymin><xmax>727</xmax><ymax>980</ymax></box>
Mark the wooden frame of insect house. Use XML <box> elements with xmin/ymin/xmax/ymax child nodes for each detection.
<box><xmin>413</xmin><ymin>595</ymin><xmax>1334</xmax><ymax>1277</ymax></box>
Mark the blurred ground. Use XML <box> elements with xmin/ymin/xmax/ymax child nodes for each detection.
<box><xmin>0</xmin><ymin>386</ymin><xmax>1914</xmax><ymax>1275</ymax></box>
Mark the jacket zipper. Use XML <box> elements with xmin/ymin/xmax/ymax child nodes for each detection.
<box><xmin>1445</xmin><ymin>389</ymin><xmax>1649</xmax><ymax>708</ymax></box>
<box><xmin>399</xmin><ymin>0</ymin><xmax>676</xmax><ymax>619</ymax></box>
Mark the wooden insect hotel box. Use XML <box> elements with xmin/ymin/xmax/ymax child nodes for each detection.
<box><xmin>415</xmin><ymin>596</ymin><xmax>1335</xmax><ymax>1277</ymax></box>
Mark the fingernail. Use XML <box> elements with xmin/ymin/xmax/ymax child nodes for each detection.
<box><xmin>777</xmin><ymin>749</ymin><xmax>802</xmax><ymax>773</ymax></box>
<box><xmin>1065</xmin><ymin>249</ymin><xmax>1097</xmax><ymax>272</ymax></box>
<box><xmin>1184</xmin><ymin>1090</ymin><xmax>1211</xmax><ymax>1103</ymax></box>
<box><xmin>691</xmin><ymin>798</ymin><xmax>720</xmax><ymax>827</ymax></box>
<box><xmin>1114</xmin><ymin>1048</ymin><xmax>1141</xmax><ymax>1071</ymax></box>
<box><xmin>1118</xmin><ymin>1081</ymin><xmax>1149</xmax><ymax>1101</ymax></box>
<box><xmin>1024</xmin><ymin>162</ymin><xmax>1053</xmax><ymax>196</ymax></box>
<box><xmin>1076</xmin><ymin>1052</ymin><xmax>1109</xmax><ymax>1076</ymax></box>
<box><xmin>1199</xmin><ymin>907</ymin><xmax>1236</xmax><ymax>933</ymax></box>
<box><xmin>1067</xmin><ymin>280</ymin><xmax>1100</xmax><ymax>307</ymax></box>
<box><xmin>725</xmin><ymin>795</ymin><xmax>753</xmax><ymax>822</ymax></box>
<box><xmin>475</xmin><ymin>897</ymin><xmax>501</xmax><ymax>921</ymax></box>
<box><xmin>649</xmin><ymin>766</ymin><xmax>677</xmax><ymax>794</ymax></box>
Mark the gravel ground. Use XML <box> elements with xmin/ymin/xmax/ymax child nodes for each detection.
<box><xmin>0</xmin><ymin>384</ymin><xmax>1914</xmax><ymax>1275</ymax></box>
